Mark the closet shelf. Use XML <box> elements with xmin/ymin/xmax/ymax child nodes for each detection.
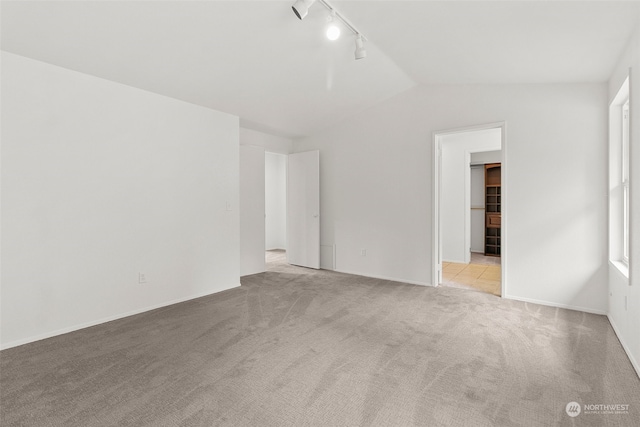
<box><xmin>484</xmin><ymin>163</ymin><xmax>501</xmax><ymax>257</ymax></box>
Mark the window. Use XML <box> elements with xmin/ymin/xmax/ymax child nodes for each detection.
<box><xmin>609</xmin><ymin>76</ymin><xmax>630</xmax><ymax>275</ymax></box>
<box><xmin>622</xmin><ymin>99</ymin><xmax>630</xmax><ymax>264</ymax></box>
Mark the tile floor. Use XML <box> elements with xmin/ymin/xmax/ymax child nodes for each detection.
<box><xmin>441</xmin><ymin>254</ymin><xmax>501</xmax><ymax>296</ymax></box>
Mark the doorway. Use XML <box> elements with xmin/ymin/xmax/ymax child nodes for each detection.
<box><xmin>264</xmin><ymin>150</ymin><xmax>320</xmax><ymax>271</ymax></box>
<box><xmin>432</xmin><ymin>123</ymin><xmax>506</xmax><ymax>297</ymax></box>
<box><xmin>240</xmin><ymin>147</ymin><xmax>320</xmax><ymax>276</ymax></box>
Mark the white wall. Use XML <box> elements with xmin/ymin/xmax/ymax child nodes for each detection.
<box><xmin>295</xmin><ymin>82</ymin><xmax>608</xmax><ymax>313</ymax></box>
<box><xmin>1</xmin><ymin>52</ymin><xmax>240</xmax><ymax>349</ymax></box>
<box><xmin>240</xmin><ymin>145</ymin><xmax>266</xmax><ymax>276</ymax></box>
<box><xmin>265</xmin><ymin>152</ymin><xmax>287</xmax><ymax>250</ymax></box>
<box><xmin>441</xmin><ymin>128</ymin><xmax>501</xmax><ymax>263</ymax></box>
<box><xmin>608</xmin><ymin>23</ymin><xmax>640</xmax><ymax>376</ymax></box>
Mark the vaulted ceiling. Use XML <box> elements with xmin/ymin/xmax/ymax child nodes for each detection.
<box><xmin>2</xmin><ymin>1</ymin><xmax>639</xmax><ymax>138</ymax></box>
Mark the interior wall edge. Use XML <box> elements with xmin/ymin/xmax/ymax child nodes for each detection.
<box><xmin>608</xmin><ymin>314</ymin><xmax>640</xmax><ymax>378</ymax></box>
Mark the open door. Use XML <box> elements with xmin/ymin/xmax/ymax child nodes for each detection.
<box><xmin>287</xmin><ymin>150</ymin><xmax>320</xmax><ymax>269</ymax></box>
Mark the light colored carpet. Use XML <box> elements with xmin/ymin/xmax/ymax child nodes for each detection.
<box><xmin>1</xmin><ymin>255</ymin><xmax>639</xmax><ymax>426</ymax></box>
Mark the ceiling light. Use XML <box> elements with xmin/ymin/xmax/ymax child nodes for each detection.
<box><xmin>326</xmin><ymin>11</ymin><xmax>340</xmax><ymax>41</ymax></box>
<box><xmin>292</xmin><ymin>0</ymin><xmax>316</xmax><ymax>20</ymax></box>
<box><xmin>292</xmin><ymin>0</ymin><xmax>368</xmax><ymax>60</ymax></box>
<box><xmin>354</xmin><ymin>34</ymin><xmax>366</xmax><ymax>60</ymax></box>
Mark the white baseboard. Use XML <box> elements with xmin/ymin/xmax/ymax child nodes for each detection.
<box><xmin>0</xmin><ymin>283</ymin><xmax>241</xmax><ymax>351</ymax></box>
<box><xmin>504</xmin><ymin>294</ymin><xmax>607</xmax><ymax>315</ymax></box>
<box><xmin>607</xmin><ymin>315</ymin><xmax>640</xmax><ymax>379</ymax></box>
<box><xmin>334</xmin><ymin>268</ymin><xmax>432</xmax><ymax>287</ymax></box>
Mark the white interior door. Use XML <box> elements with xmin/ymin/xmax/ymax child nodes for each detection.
<box><xmin>287</xmin><ymin>150</ymin><xmax>320</xmax><ymax>269</ymax></box>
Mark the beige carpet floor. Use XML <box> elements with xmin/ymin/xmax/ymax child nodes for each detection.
<box><xmin>1</xmin><ymin>254</ymin><xmax>639</xmax><ymax>426</ymax></box>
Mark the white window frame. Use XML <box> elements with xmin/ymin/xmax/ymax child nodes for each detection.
<box><xmin>609</xmin><ymin>76</ymin><xmax>630</xmax><ymax>277</ymax></box>
<box><xmin>622</xmin><ymin>99</ymin><xmax>630</xmax><ymax>265</ymax></box>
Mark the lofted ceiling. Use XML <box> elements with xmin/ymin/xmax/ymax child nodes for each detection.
<box><xmin>2</xmin><ymin>1</ymin><xmax>639</xmax><ymax>138</ymax></box>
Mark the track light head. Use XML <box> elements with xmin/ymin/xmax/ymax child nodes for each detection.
<box><xmin>292</xmin><ymin>0</ymin><xmax>316</xmax><ymax>20</ymax></box>
<box><xmin>292</xmin><ymin>0</ymin><xmax>367</xmax><ymax>60</ymax></box>
<box><xmin>326</xmin><ymin>11</ymin><xmax>340</xmax><ymax>40</ymax></box>
<box><xmin>354</xmin><ymin>35</ymin><xmax>367</xmax><ymax>60</ymax></box>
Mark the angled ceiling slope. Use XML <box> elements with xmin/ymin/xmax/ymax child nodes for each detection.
<box><xmin>337</xmin><ymin>0</ymin><xmax>640</xmax><ymax>85</ymax></box>
<box><xmin>1</xmin><ymin>0</ymin><xmax>414</xmax><ymax>138</ymax></box>
<box><xmin>2</xmin><ymin>1</ymin><xmax>639</xmax><ymax>138</ymax></box>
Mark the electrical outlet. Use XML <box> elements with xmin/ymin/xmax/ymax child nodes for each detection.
<box><xmin>360</xmin><ymin>249</ymin><xmax>367</xmax><ymax>257</ymax></box>
<box><xmin>138</xmin><ymin>273</ymin><xmax>147</xmax><ymax>284</ymax></box>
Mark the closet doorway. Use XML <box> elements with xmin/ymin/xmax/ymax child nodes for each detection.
<box><xmin>432</xmin><ymin>123</ymin><xmax>506</xmax><ymax>297</ymax></box>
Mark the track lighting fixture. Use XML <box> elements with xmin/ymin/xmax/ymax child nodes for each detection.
<box><xmin>291</xmin><ymin>0</ymin><xmax>368</xmax><ymax>59</ymax></box>
<box><xmin>354</xmin><ymin>34</ymin><xmax>366</xmax><ymax>60</ymax></box>
<box><xmin>326</xmin><ymin>11</ymin><xmax>340</xmax><ymax>41</ymax></box>
<box><xmin>292</xmin><ymin>0</ymin><xmax>316</xmax><ymax>20</ymax></box>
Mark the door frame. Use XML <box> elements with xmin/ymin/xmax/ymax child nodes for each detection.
<box><xmin>432</xmin><ymin>121</ymin><xmax>507</xmax><ymax>297</ymax></box>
